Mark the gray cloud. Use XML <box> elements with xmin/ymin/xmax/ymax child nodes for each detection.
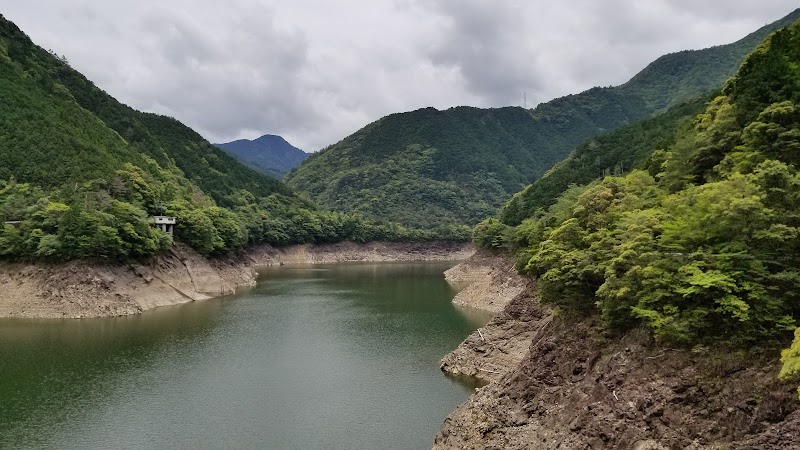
<box><xmin>128</xmin><ymin>5</ymin><xmax>318</xmax><ymax>144</ymax></box>
<box><xmin>423</xmin><ymin>0</ymin><xmax>549</xmax><ymax>106</ymax></box>
<box><xmin>2</xmin><ymin>1</ymin><xmax>797</xmax><ymax>150</ymax></box>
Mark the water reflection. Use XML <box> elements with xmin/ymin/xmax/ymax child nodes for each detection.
<box><xmin>0</xmin><ymin>296</ymin><xmax>230</xmax><ymax>448</ymax></box>
<box><xmin>1</xmin><ymin>261</ymin><xmax>490</xmax><ymax>450</ymax></box>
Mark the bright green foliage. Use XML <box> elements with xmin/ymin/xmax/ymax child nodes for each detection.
<box><xmin>0</xmin><ymin>178</ymin><xmax>172</xmax><ymax>260</ymax></box>
<box><xmin>489</xmin><ymin>20</ymin><xmax>800</xmax><ymax>354</ymax></box>
<box><xmin>0</xmin><ymin>15</ymin><xmax>464</xmax><ymax>261</ymax></box>
<box><xmin>288</xmin><ymin>10</ymin><xmax>799</xmax><ymax>230</ymax></box>
<box><xmin>472</xmin><ymin>218</ymin><xmax>514</xmax><ymax>251</ymax></box>
<box><xmin>780</xmin><ymin>328</ymin><xmax>800</xmax><ymax>398</ymax></box>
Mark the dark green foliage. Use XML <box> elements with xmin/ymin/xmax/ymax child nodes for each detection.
<box><xmin>287</xmin><ymin>96</ymin><xmax>655</xmax><ymax>229</ymax></box>
<box><xmin>288</xmin><ymin>108</ymin><xmax>564</xmax><ymax>228</ymax></box>
<box><xmin>501</xmin><ymin>97</ymin><xmax>710</xmax><ymax>225</ymax></box>
<box><xmin>288</xmin><ymin>10</ymin><xmax>800</xmax><ymax>230</ymax></box>
<box><xmin>472</xmin><ymin>218</ymin><xmax>513</xmax><ymax>251</ymax></box>
<box><xmin>619</xmin><ymin>8</ymin><xmax>800</xmax><ymax>112</ymax></box>
<box><xmin>0</xmin><ymin>15</ymin><xmax>463</xmax><ymax>261</ymax></box>
<box><xmin>726</xmin><ymin>25</ymin><xmax>800</xmax><ymax>125</ymax></box>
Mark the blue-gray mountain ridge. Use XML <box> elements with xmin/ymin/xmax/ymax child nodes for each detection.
<box><xmin>216</xmin><ymin>134</ymin><xmax>309</xmax><ymax>179</ymax></box>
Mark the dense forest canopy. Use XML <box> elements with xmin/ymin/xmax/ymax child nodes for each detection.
<box><xmin>474</xmin><ymin>20</ymin><xmax>800</xmax><ymax>396</ymax></box>
<box><xmin>287</xmin><ymin>9</ymin><xmax>800</xmax><ymax>230</ymax></box>
<box><xmin>289</xmin><ymin>106</ymin><xmax>579</xmax><ymax>228</ymax></box>
<box><xmin>500</xmin><ymin>96</ymin><xmax>712</xmax><ymax>225</ymax></box>
<box><xmin>0</xmin><ymin>15</ymin><xmax>469</xmax><ymax>262</ymax></box>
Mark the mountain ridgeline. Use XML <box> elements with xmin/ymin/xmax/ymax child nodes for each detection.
<box><xmin>215</xmin><ymin>134</ymin><xmax>309</xmax><ymax>179</ymax></box>
<box><xmin>475</xmin><ymin>18</ymin><xmax>800</xmax><ymax>395</ymax></box>
<box><xmin>500</xmin><ymin>96</ymin><xmax>711</xmax><ymax>225</ymax></box>
<box><xmin>287</xmin><ymin>9</ymin><xmax>800</xmax><ymax>230</ymax></box>
<box><xmin>0</xmin><ymin>15</ymin><xmax>467</xmax><ymax>262</ymax></box>
<box><xmin>290</xmin><ymin>106</ymin><xmax>573</xmax><ymax>228</ymax></box>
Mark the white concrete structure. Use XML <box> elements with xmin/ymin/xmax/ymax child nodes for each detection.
<box><xmin>150</xmin><ymin>216</ymin><xmax>176</xmax><ymax>237</ymax></box>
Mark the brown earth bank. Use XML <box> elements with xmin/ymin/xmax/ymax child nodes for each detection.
<box><xmin>444</xmin><ymin>250</ymin><xmax>529</xmax><ymax>314</ymax></box>
<box><xmin>434</xmin><ymin>252</ymin><xmax>800</xmax><ymax>450</ymax></box>
<box><xmin>441</xmin><ymin>250</ymin><xmax>549</xmax><ymax>384</ymax></box>
<box><xmin>0</xmin><ymin>241</ymin><xmax>473</xmax><ymax>319</ymax></box>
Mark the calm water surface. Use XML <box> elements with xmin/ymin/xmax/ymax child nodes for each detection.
<box><xmin>0</xmin><ymin>261</ymin><xmax>491</xmax><ymax>449</ymax></box>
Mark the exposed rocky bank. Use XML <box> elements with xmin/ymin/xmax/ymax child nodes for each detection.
<box><xmin>441</xmin><ymin>251</ymin><xmax>548</xmax><ymax>385</ymax></box>
<box><xmin>0</xmin><ymin>241</ymin><xmax>473</xmax><ymax>319</ymax></box>
<box><xmin>435</xmin><ymin>251</ymin><xmax>800</xmax><ymax>449</ymax></box>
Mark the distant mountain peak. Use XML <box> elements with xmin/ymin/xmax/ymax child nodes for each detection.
<box><xmin>215</xmin><ymin>134</ymin><xmax>308</xmax><ymax>179</ymax></box>
<box><xmin>254</xmin><ymin>133</ymin><xmax>289</xmax><ymax>142</ymax></box>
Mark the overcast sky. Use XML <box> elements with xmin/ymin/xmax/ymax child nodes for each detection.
<box><xmin>3</xmin><ymin>1</ymin><xmax>797</xmax><ymax>151</ymax></box>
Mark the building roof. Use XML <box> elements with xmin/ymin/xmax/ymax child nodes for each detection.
<box><xmin>149</xmin><ymin>216</ymin><xmax>177</xmax><ymax>224</ymax></box>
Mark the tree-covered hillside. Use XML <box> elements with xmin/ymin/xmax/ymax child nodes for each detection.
<box><xmin>287</xmin><ymin>9</ymin><xmax>800</xmax><ymax>230</ymax></box>
<box><xmin>618</xmin><ymin>9</ymin><xmax>800</xmax><ymax>112</ymax></box>
<box><xmin>500</xmin><ymin>96</ymin><xmax>711</xmax><ymax>225</ymax></box>
<box><xmin>290</xmin><ymin>106</ymin><xmax>594</xmax><ymax>228</ymax></box>
<box><xmin>474</xmin><ymin>19</ymin><xmax>800</xmax><ymax>395</ymax></box>
<box><xmin>0</xmin><ymin>15</ymin><xmax>467</xmax><ymax>262</ymax></box>
<box><xmin>215</xmin><ymin>134</ymin><xmax>309</xmax><ymax>179</ymax></box>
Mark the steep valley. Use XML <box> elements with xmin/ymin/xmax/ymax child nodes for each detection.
<box><xmin>2</xmin><ymin>5</ymin><xmax>800</xmax><ymax>450</ymax></box>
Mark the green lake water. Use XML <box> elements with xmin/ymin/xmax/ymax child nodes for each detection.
<box><xmin>0</xmin><ymin>261</ymin><xmax>491</xmax><ymax>449</ymax></box>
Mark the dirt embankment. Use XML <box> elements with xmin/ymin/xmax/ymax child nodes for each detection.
<box><xmin>441</xmin><ymin>251</ymin><xmax>550</xmax><ymax>384</ymax></box>
<box><xmin>0</xmin><ymin>241</ymin><xmax>473</xmax><ymax>319</ymax></box>
<box><xmin>443</xmin><ymin>251</ymin><xmax>528</xmax><ymax>314</ymax></box>
<box><xmin>435</xmin><ymin>252</ymin><xmax>800</xmax><ymax>450</ymax></box>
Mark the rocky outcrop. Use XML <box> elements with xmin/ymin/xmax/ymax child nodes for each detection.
<box><xmin>441</xmin><ymin>251</ymin><xmax>547</xmax><ymax>384</ymax></box>
<box><xmin>444</xmin><ymin>251</ymin><xmax>527</xmax><ymax>314</ymax></box>
<box><xmin>435</xmin><ymin>252</ymin><xmax>800</xmax><ymax>450</ymax></box>
<box><xmin>730</xmin><ymin>410</ymin><xmax>800</xmax><ymax>449</ymax></box>
<box><xmin>440</xmin><ymin>280</ymin><xmax>548</xmax><ymax>385</ymax></box>
<box><xmin>0</xmin><ymin>241</ymin><xmax>473</xmax><ymax>319</ymax></box>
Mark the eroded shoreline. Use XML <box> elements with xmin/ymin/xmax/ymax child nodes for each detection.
<box><xmin>0</xmin><ymin>241</ymin><xmax>474</xmax><ymax>319</ymax></box>
<box><xmin>440</xmin><ymin>251</ymin><xmax>546</xmax><ymax>385</ymax></box>
<box><xmin>434</xmin><ymin>251</ymin><xmax>800</xmax><ymax>450</ymax></box>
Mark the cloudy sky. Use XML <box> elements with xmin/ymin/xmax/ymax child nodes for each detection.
<box><xmin>3</xmin><ymin>1</ymin><xmax>797</xmax><ymax>151</ymax></box>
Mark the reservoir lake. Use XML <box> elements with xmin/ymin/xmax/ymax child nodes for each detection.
<box><xmin>0</xmin><ymin>261</ymin><xmax>491</xmax><ymax>449</ymax></box>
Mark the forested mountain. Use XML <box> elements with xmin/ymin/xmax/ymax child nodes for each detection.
<box><xmin>0</xmin><ymin>15</ymin><xmax>466</xmax><ymax>262</ymax></box>
<box><xmin>215</xmin><ymin>134</ymin><xmax>308</xmax><ymax>179</ymax></box>
<box><xmin>290</xmin><ymin>106</ymin><xmax>574</xmax><ymax>228</ymax></box>
<box><xmin>474</xmin><ymin>19</ymin><xmax>800</xmax><ymax>394</ymax></box>
<box><xmin>287</xmin><ymin>9</ymin><xmax>800</xmax><ymax>229</ymax></box>
<box><xmin>617</xmin><ymin>9</ymin><xmax>800</xmax><ymax>112</ymax></box>
<box><xmin>500</xmin><ymin>96</ymin><xmax>711</xmax><ymax>225</ymax></box>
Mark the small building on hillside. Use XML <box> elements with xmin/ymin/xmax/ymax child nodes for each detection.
<box><xmin>150</xmin><ymin>216</ymin><xmax>176</xmax><ymax>237</ymax></box>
